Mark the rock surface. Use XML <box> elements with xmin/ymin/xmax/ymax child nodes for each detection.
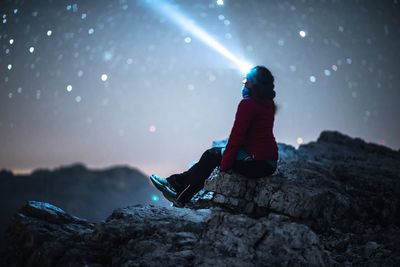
<box><xmin>1</xmin><ymin>130</ymin><xmax>400</xmax><ymax>266</ymax></box>
<box><xmin>2</xmin><ymin>201</ymin><xmax>331</xmax><ymax>267</ymax></box>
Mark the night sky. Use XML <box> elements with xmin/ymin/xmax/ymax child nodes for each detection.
<box><xmin>1</xmin><ymin>0</ymin><xmax>399</xmax><ymax>176</ymax></box>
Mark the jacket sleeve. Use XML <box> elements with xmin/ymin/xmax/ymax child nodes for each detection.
<box><xmin>220</xmin><ymin>99</ymin><xmax>255</xmax><ymax>171</ymax></box>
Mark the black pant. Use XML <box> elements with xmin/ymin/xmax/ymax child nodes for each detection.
<box><xmin>166</xmin><ymin>147</ymin><xmax>277</xmax><ymax>204</ymax></box>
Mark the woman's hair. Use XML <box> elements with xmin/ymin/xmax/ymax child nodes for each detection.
<box><xmin>246</xmin><ymin>65</ymin><xmax>278</xmax><ymax>114</ymax></box>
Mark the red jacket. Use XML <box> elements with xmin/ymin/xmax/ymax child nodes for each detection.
<box><xmin>220</xmin><ymin>97</ymin><xmax>278</xmax><ymax>171</ymax></box>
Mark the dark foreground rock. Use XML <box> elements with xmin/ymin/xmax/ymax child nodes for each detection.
<box><xmin>2</xmin><ymin>201</ymin><xmax>331</xmax><ymax>267</ymax></box>
<box><xmin>1</xmin><ymin>130</ymin><xmax>400</xmax><ymax>266</ymax></box>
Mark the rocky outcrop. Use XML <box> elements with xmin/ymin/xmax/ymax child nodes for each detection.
<box><xmin>1</xmin><ymin>130</ymin><xmax>400</xmax><ymax>266</ymax></box>
<box><xmin>189</xmin><ymin>131</ymin><xmax>400</xmax><ymax>265</ymax></box>
<box><xmin>192</xmin><ymin>142</ymin><xmax>400</xmax><ymax>231</ymax></box>
<box><xmin>2</xmin><ymin>201</ymin><xmax>331</xmax><ymax>267</ymax></box>
<box><xmin>193</xmin><ymin>132</ymin><xmax>400</xmax><ymax>231</ymax></box>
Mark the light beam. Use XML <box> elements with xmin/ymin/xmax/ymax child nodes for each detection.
<box><xmin>147</xmin><ymin>0</ymin><xmax>253</xmax><ymax>74</ymax></box>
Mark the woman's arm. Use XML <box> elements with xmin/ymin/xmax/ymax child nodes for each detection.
<box><xmin>220</xmin><ymin>99</ymin><xmax>255</xmax><ymax>171</ymax></box>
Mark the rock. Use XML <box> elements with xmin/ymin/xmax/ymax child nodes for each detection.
<box><xmin>190</xmin><ymin>131</ymin><xmax>400</xmax><ymax>233</ymax></box>
<box><xmin>277</xmin><ymin>143</ymin><xmax>299</xmax><ymax>162</ymax></box>
<box><xmin>195</xmin><ymin>212</ymin><xmax>331</xmax><ymax>267</ymax></box>
<box><xmin>364</xmin><ymin>241</ymin><xmax>379</xmax><ymax>257</ymax></box>
<box><xmin>198</xmin><ymin>160</ymin><xmax>353</xmax><ymax>231</ymax></box>
<box><xmin>2</xmin><ymin>201</ymin><xmax>94</xmax><ymax>267</ymax></box>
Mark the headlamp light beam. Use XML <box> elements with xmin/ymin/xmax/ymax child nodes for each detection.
<box><xmin>149</xmin><ymin>1</ymin><xmax>252</xmax><ymax>74</ymax></box>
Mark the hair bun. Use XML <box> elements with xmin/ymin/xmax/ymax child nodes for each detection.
<box><xmin>248</xmin><ymin>66</ymin><xmax>276</xmax><ymax>100</ymax></box>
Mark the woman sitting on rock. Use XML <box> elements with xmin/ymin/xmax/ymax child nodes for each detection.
<box><xmin>150</xmin><ymin>65</ymin><xmax>279</xmax><ymax>207</ymax></box>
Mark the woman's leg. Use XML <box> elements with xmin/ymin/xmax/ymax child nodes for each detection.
<box><xmin>166</xmin><ymin>147</ymin><xmax>223</xmax><ymax>204</ymax></box>
<box><xmin>232</xmin><ymin>160</ymin><xmax>276</xmax><ymax>179</ymax></box>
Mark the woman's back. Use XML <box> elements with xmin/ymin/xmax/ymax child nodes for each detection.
<box><xmin>220</xmin><ymin>96</ymin><xmax>278</xmax><ymax>171</ymax></box>
<box><xmin>243</xmin><ymin>97</ymin><xmax>278</xmax><ymax>161</ymax></box>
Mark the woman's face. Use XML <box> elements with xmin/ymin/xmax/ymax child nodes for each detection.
<box><xmin>242</xmin><ymin>78</ymin><xmax>255</xmax><ymax>89</ymax></box>
<box><xmin>241</xmin><ymin>78</ymin><xmax>255</xmax><ymax>98</ymax></box>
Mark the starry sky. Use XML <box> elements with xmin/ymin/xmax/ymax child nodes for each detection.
<box><xmin>1</xmin><ymin>0</ymin><xmax>399</xmax><ymax>176</ymax></box>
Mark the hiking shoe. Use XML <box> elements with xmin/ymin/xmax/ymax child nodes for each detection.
<box><xmin>149</xmin><ymin>174</ymin><xmax>184</xmax><ymax>207</ymax></box>
<box><xmin>150</xmin><ymin>174</ymin><xmax>177</xmax><ymax>193</ymax></box>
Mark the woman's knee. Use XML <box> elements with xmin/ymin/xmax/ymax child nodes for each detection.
<box><xmin>203</xmin><ymin>147</ymin><xmax>221</xmax><ymax>157</ymax></box>
<box><xmin>202</xmin><ymin>147</ymin><xmax>222</xmax><ymax>163</ymax></box>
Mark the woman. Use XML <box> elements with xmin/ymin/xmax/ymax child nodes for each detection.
<box><xmin>150</xmin><ymin>65</ymin><xmax>278</xmax><ymax>207</ymax></box>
